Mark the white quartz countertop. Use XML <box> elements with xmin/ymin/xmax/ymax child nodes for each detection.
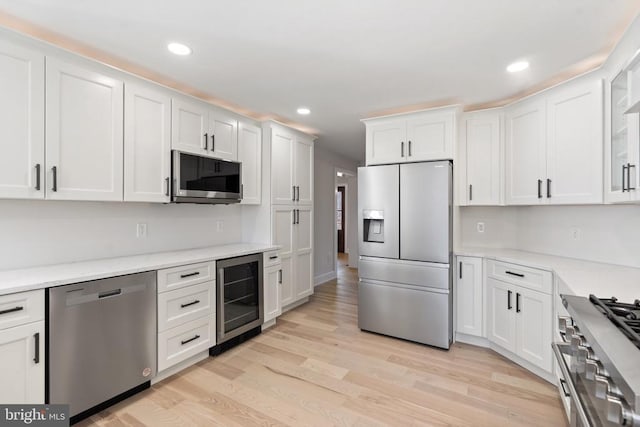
<box><xmin>0</xmin><ymin>243</ymin><xmax>279</xmax><ymax>296</ymax></box>
<box><xmin>456</xmin><ymin>247</ymin><xmax>640</xmax><ymax>302</ymax></box>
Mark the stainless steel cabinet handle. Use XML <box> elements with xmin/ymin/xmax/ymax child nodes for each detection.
<box><xmin>52</xmin><ymin>166</ymin><xmax>58</xmax><ymax>192</ymax></box>
<box><xmin>292</xmin><ymin>210</ymin><xmax>296</xmax><ymax>225</ymax></box>
<box><xmin>211</xmin><ymin>134</ymin><xmax>215</xmax><ymax>152</ymax></box>
<box><xmin>165</xmin><ymin>177</ymin><xmax>170</xmax><ymax>197</ymax></box>
<box><xmin>35</xmin><ymin>164</ymin><xmax>41</xmax><ymax>190</ymax></box>
<box><xmin>0</xmin><ymin>306</ymin><xmax>24</xmax><ymax>316</ymax></box>
<box><xmin>459</xmin><ymin>261</ymin><xmax>462</xmax><ymax>279</ymax></box>
<box><xmin>507</xmin><ymin>290</ymin><xmax>512</xmax><ymax>310</ymax></box>
<box><xmin>33</xmin><ymin>333</ymin><xmax>40</xmax><ymax>364</ymax></box>
<box><xmin>269</xmin><ymin>255</ymin><xmax>278</xmax><ymax>260</ymax></box>
<box><xmin>181</xmin><ymin>334</ymin><xmax>200</xmax><ymax>345</ymax></box>
<box><xmin>628</xmin><ymin>163</ymin><xmax>636</xmax><ymax>190</ymax></box>
<box><xmin>469</xmin><ymin>184</ymin><xmax>472</xmax><ymax>201</ymax></box>
<box><xmin>401</xmin><ymin>141</ymin><xmax>404</xmax><ymax>157</ymax></box>
<box><xmin>516</xmin><ymin>293</ymin><xmax>521</xmax><ymax>313</ymax></box>
<box><xmin>297</xmin><ymin>186</ymin><xmax>300</xmax><ymax>201</ymax></box>
<box><xmin>537</xmin><ymin>179</ymin><xmax>542</xmax><ymax>198</ymax></box>
<box><xmin>296</xmin><ymin>209</ymin><xmax>300</xmax><ymax>224</ymax></box>
<box><xmin>559</xmin><ymin>378</ymin><xmax>570</xmax><ymax>397</ymax></box>
<box><xmin>204</xmin><ymin>133</ymin><xmax>208</xmax><ymax>150</ymax></box>
<box><xmin>180</xmin><ymin>300</ymin><xmax>200</xmax><ymax>308</ymax></box>
<box><xmin>547</xmin><ymin>179</ymin><xmax>551</xmax><ymax>198</ymax></box>
<box><xmin>292</xmin><ymin>186</ymin><xmax>296</xmax><ymax>201</ymax></box>
<box><xmin>180</xmin><ymin>272</ymin><xmax>200</xmax><ymax>279</ymax></box>
<box><xmin>505</xmin><ymin>271</ymin><xmax>524</xmax><ymax>278</ymax></box>
<box><xmin>408</xmin><ymin>140</ymin><xmax>412</xmax><ymax>156</ymax></box>
<box><xmin>622</xmin><ymin>164</ymin><xmax>628</xmax><ymax>192</ymax></box>
<box><xmin>278</xmin><ymin>269</ymin><xmax>282</xmax><ymax>284</ymax></box>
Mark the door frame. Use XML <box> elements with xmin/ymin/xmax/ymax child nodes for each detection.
<box><xmin>334</xmin><ymin>167</ymin><xmax>356</xmax><ymax>271</ymax></box>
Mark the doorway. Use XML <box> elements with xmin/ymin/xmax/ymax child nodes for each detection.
<box><xmin>337</xmin><ymin>185</ymin><xmax>345</xmax><ymax>253</ymax></box>
<box><xmin>335</xmin><ymin>168</ymin><xmax>357</xmax><ymax>271</ymax></box>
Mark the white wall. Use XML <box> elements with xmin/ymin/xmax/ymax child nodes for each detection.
<box><xmin>314</xmin><ymin>146</ymin><xmax>359</xmax><ymax>284</ymax></box>
<box><xmin>460</xmin><ymin>205</ymin><xmax>640</xmax><ymax>268</ymax></box>
<box><xmin>0</xmin><ymin>200</ymin><xmax>242</xmax><ymax>270</ymax></box>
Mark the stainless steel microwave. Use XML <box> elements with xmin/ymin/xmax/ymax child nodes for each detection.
<box><xmin>172</xmin><ymin>151</ymin><xmax>242</xmax><ymax>204</ymax></box>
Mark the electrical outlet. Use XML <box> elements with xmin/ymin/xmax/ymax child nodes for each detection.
<box><xmin>570</xmin><ymin>227</ymin><xmax>581</xmax><ymax>240</ymax></box>
<box><xmin>476</xmin><ymin>222</ymin><xmax>485</xmax><ymax>233</ymax></box>
<box><xmin>216</xmin><ymin>220</ymin><xmax>224</xmax><ymax>232</ymax></box>
<box><xmin>136</xmin><ymin>223</ymin><xmax>147</xmax><ymax>238</ymax></box>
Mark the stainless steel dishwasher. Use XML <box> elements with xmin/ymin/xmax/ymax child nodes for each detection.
<box><xmin>48</xmin><ymin>271</ymin><xmax>156</xmax><ymax>423</ymax></box>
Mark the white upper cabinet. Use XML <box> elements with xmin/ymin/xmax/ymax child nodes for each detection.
<box><xmin>364</xmin><ymin>107</ymin><xmax>457</xmax><ymax>165</ymax></box>
<box><xmin>171</xmin><ymin>97</ymin><xmax>209</xmax><ymax>155</ymax></box>
<box><xmin>294</xmin><ymin>136</ymin><xmax>314</xmax><ymax>206</ymax></box>
<box><xmin>505</xmin><ymin>97</ymin><xmax>547</xmax><ymax>205</ymax></box>
<box><xmin>546</xmin><ymin>79</ymin><xmax>603</xmax><ymax>204</ymax></box>
<box><xmin>0</xmin><ymin>41</ymin><xmax>45</xmax><ymax>200</ymax></box>
<box><xmin>238</xmin><ymin>122</ymin><xmax>262</xmax><ymax>205</ymax></box>
<box><xmin>209</xmin><ymin>111</ymin><xmax>238</xmax><ymax>161</ymax></box>
<box><xmin>460</xmin><ymin>111</ymin><xmax>502</xmax><ymax>205</ymax></box>
<box><xmin>45</xmin><ymin>58</ymin><xmax>124</xmax><ymax>201</ymax></box>
<box><xmin>124</xmin><ymin>82</ymin><xmax>171</xmax><ymax>203</ymax></box>
<box><xmin>171</xmin><ymin>97</ymin><xmax>238</xmax><ymax>160</ymax></box>
<box><xmin>271</xmin><ymin>127</ymin><xmax>295</xmax><ymax>204</ymax></box>
<box><xmin>506</xmin><ymin>75</ymin><xmax>604</xmax><ymax>206</ymax></box>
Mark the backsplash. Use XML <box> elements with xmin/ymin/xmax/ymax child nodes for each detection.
<box><xmin>460</xmin><ymin>204</ymin><xmax>640</xmax><ymax>268</ymax></box>
<box><xmin>0</xmin><ymin>200</ymin><xmax>243</xmax><ymax>270</ymax></box>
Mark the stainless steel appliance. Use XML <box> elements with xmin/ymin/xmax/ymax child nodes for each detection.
<box><xmin>554</xmin><ymin>294</ymin><xmax>640</xmax><ymax>426</ymax></box>
<box><xmin>48</xmin><ymin>272</ymin><xmax>157</xmax><ymax>423</ymax></box>
<box><xmin>357</xmin><ymin>161</ymin><xmax>452</xmax><ymax>349</ymax></box>
<box><xmin>216</xmin><ymin>253</ymin><xmax>263</xmax><ymax>345</ymax></box>
<box><xmin>172</xmin><ymin>150</ymin><xmax>242</xmax><ymax>204</ymax></box>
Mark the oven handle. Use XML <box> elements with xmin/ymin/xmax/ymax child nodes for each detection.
<box><xmin>552</xmin><ymin>343</ymin><xmax>591</xmax><ymax>427</ymax></box>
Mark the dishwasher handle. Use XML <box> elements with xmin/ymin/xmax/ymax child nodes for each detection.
<box><xmin>98</xmin><ymin>289</ymin><xmax>122</xmax><ymax>299</ymax></box>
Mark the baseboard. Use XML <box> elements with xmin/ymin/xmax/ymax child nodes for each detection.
<box><xmin>455</xmin><ymin>333</ymin><xmax>489</xmax><ymax>348</ymax></box>
<box><xmin>151</xmin><ymin>350</ymin><xmax>209</xmax><ymax>385</ymax></box>
<box><xmin>282</xmin><ymin>297</ymin><xmax>309</xmax><ymax>313</ymax></box>
<box><xmin>314</xmin><ymin>270</ymin><xmax>337</xmax><ymax>286</ymax></box>
<box><xmin>262</xmin><ymin>318</ymin><xmax>277</xmax><ymax>330</ymax></box>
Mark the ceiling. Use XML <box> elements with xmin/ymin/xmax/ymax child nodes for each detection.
<box><xmin>0</xmin><ymin>1</ymin><xmax>639</xmax><ymax>162</ymax></box>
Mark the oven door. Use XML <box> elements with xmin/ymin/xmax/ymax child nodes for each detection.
<box><xmin>172</xmin><ymin>151</ymin><xmax>241</xmax><ymax>202</ymax></box>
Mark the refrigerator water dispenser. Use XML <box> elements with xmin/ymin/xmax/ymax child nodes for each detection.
<box><xmin>363</xmin><ymin>210</ymin><xmax>384</xmax><ymax>243</ymax></box>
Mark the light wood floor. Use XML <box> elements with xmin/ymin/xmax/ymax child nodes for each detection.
<box><xmin>78</xmin><ymin>254</ymin><xmax>568</xmax><ymax>426</ymax></box>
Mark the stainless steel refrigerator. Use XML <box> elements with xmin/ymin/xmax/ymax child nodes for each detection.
<box><xmin>358</xmin><ymin>161</ymin><xmax>452</xmax><ymax>349</ymax></box>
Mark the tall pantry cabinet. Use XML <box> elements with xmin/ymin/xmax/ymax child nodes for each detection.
<box><xmin>264</xmin><ymin>122</ymin><xmax>315</xmax><ymax>309</ymax></box>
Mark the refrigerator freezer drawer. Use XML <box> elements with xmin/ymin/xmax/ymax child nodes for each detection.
<box><xmin>358</xmin><ymin>256</ymin><xmax>450</xmax><ymax>291</ymax></box>
<box><xmin>358</xmin><ymin>280</ymin><xmax>452</xmax><ymax>349</ymax></box>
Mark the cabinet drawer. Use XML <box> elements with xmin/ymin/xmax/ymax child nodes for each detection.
<box><xmin>487</xmin><ymin>260</ymin><xmax>552</xmax><ymax>294</ymax></box>
<box><xmin>158</xmin><ymin>315</ymin><xmax>215</xmax><ymax>372</ymax></box>
<box><xmin>0</xmin><ymin>290</ymin><xmax>44</xmax><ymax>331</ymax></box>
<box><xmin>157</xmin><ymin>261</ymin><xmax>215</xmax><ymax>293</ymax></box>
<box><xmin>263</xmin><ymin>250</ymin><xmax>282</xmax><ymax>268</ymax></box>
<box><xmin>157</xmin><ymin>281</ymin><xmax>215</xmax><ymax>332</ymax></box>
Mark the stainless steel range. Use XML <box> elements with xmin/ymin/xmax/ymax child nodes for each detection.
<box><xmin>554</xmin><ymin>294</ymin><xmax>640</xmax><ymax>426</ymax></box>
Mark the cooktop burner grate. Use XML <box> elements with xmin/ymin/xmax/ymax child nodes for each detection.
<box><xmin>590</xmin><ymin>295</ymin><xmax>640</xmax><ymax>350</ymax></box>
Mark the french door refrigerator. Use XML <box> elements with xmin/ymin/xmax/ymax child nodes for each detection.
<box><xmin>357</xmin><ymin>161</ymin><xmax>452</xmax><ymax>349</ymax></box>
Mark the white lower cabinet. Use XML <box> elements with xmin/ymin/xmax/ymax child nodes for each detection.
<box><xmin>263</xmin><ymin>251</ymin><xmax>282</xmax><ymax>323</ymax></box>
<box><xmin>156</xmin><ymin>264</ymin><xmax>216</xmax><ymax>372</ymax></box>
<box><xmin>486</xmin><ymin>274</ymin><xmax>553</xmax><ymax>373</ymax></box>
<box><xmin>0</xmin><ymin>289</ymin><xmax>45</xmax><ymax>404</ymax></box>
<box><xmin>455</xmin><ymin>256</ymin><xmax>483</xmax><ymax>337</ymax></box>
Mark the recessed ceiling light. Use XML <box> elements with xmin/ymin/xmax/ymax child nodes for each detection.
<box><xmin>167</xmin><ymin>42</ymin><xmax>192</xmax><ymax>56</ymax></box>
<box><xmin>506</xmin><ymin>61</ymin><xmax>529</xmax><ymax>73</ymax></box>
<box><xmin>297</xmin><ymin>107</ymin><xmax>311</xmax><ymax>115</ymax></box>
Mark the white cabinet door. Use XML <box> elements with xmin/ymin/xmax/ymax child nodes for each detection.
<box><xmin>124</xmin><ymin>82</ymin><xmax>171</xmax><ymax>203</ymax></box>
<box><xmin>264</xmin><ymin>265</ymin><xmax>282</xmax><ymax>322</ymax></box>
<box><xmin>271</xmin><ymin>128</ymin><xmax>295</xmax><ymax>204</ymax></box>
<box><xmin>0</xmin><ymin>321</ymin><xmax>44</xmax><ymax>404</ymax></box>
<box><xmin>365</xmin><ymin>121</ymin><xmax>405</xmax><ymax>165</ymax></box>
<box><xmin>456</xmin><ymin>256</ymin><xmax>483</xmax><ymax>337</ymax></box>
<box><xmin>515</xmin><ymin>287</ymin><xmax>553</xmax><ymax>372</ymax></box>
<box><xmin>209</xmin><ymin>111</ymin><xmax>238</xmax><ymax>161</ymax></box>
<box><xmin>546</xmin><ymin>79</ymin><xmax>603</xmax><ymax>204</ymax></box>
<box><xmin>406</xmin><ymin>111</ymin><xmax>454</xmax><ymax>161</ymax></box>
<box><xmin>294</xmin><ymin>136</ymin><xmax>314</xmax><ymax>205</ymax></box>
<box><xmin>0</xmin><ymin>41</ymin><xmax>44</xmax><ymax>200</ymax></box>
<box><xmin>238</xmin><ymin>122</ymin><xmax>262</xmax><ymax>205</ymax></box>
<box><xmin>505</xmin><ymin>98</ymin><xmax>547</xmax><ymax>205</ymax></box>
<box><xmin>279</xmin><ymin>256</ymin><xmax>294</xmax><ymax>308</ymax></box>
<box><xmin>272</xmin><ymin>206</ymin><xmax>295</xmax><ymax>306</ymax></box>
<box><xmin>45</xmin><ymin>58</ymin><xmax>123</xmax><ymax>201</ymax></box>
<box><xmin>464</xmin><ymin>113</ymin><xmax>501</xmax><ymax>205</ymax></box>
<box><xmin>294</xmin><ymin>207</ymin><xmax>313</xmax><ymax>299</ymax></box>
<box><xmin>486</xmin><ymin>278</ymin><xmax>516</xmax><ymax>353</ymax></box>
<box><xmin>171</xmin><ymin>98</ymin><xmax>208</xmax><ymax>155</ymax></box>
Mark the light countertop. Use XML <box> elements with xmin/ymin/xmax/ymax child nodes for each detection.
<box><xmin>457</xmin><ymin>247</ymin><xmax>640</xmax><ymax>302</ymax></box>
<box><xmin>0</xmin><ymin>243</ymin><xmax>278</xmax><ymax>296</ymax></box>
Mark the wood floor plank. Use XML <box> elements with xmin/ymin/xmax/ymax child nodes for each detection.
<box><xmin>78</xmin><ymin>254</ymin><xmax>567</xmax><ymax>426</ymax></box>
